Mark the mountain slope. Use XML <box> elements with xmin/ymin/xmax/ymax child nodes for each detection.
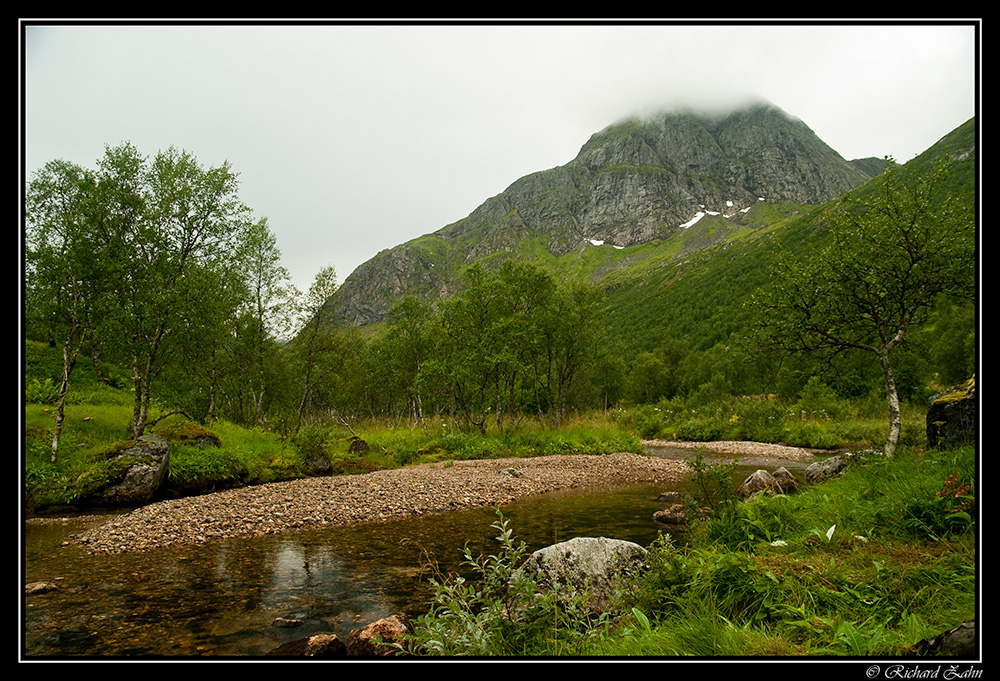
<box><xmin>331</xmin><ymin>100</ymin><xmax>887</xmax><ymax>327</ymax></box>
<box><xmin>597</xmin><ymin>115</ymin><xmax>977</xmax><ymax>365</ymax></box>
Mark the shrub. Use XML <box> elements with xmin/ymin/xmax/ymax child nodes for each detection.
<box><xmin>404</xmin><ymin>511</ymin><xmax>611</xmax><ymax>656</ymax></box>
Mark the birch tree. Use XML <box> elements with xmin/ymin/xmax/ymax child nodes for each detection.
<box><xmin>750</xmin><ymin>158</ymin><xmax>975</xmax><ymax>456</ymax></box>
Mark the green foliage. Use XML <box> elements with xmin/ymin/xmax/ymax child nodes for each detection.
<box><xmin>401</xmin><ymin>446</ymin><xmax>976</xmax><ymax>657</ymax></box>
<box><xmin>167</xmin><ymin>444</ymin><xmax>252</xmax><ymax>490</ymax></box>
<box><xmin>684</xmin><ymin>448</ymin><xmax>739</xmax><ymax>516</ymax></box>
<box><xmin>900</xmin><ymin>467</ymin><xmax>976</xmax><ymax>542</ymax></box>
<box><xmin>608</xmin><ymin>445</ymin><xmax>976</xmax><ymax>657</ymax></box>
<box><xmin>23</xmin><ymin>119</ymin><xmax>976</xmax><ymax>447</ymax></box>
<box><xmin>620</xmin><ymin>383</ymin><xmax>922</xmax><ymax>451</ymax></box>
<box><xmin>365</xmin><ymin>420</ymin><xmax>644</xmax><ymax>468</ymax></box>
<box><xmin>404</xmin><ymin>511</ymin><xmax>611</xmax><ymax>656</ymax></box>
<box><xmin>747</xmin><ymin>157</ymin><xmax>974</xmax><ymax>456</ymax></box>
<box><xmin>25</xmin><ymin>377</ymin><xmax>59</xmax><ymax>405</ymax></box>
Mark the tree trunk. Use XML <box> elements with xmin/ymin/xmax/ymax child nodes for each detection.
<box><xmin>51</xmin><ymin>327</ymin><xmax>86</xmax><ymax>463</ymax></box>
<box><xmin>879</xmin><ymin>348</ymin><xmax>901</xmax><ymax>458</ymax></box>
<box><xmin>130</xmin><ymin>325</ymin><xmax>166</xmax><ymax>439</ymax></box>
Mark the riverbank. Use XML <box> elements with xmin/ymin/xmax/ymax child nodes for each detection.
<box><xmin>72</xmin><ymin>451</ymin><xmax>692</xmax><ymax>554</ymax></box>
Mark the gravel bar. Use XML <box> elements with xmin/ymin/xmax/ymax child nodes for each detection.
<box><xmin>644</xmin><ymin>439</ymin><xmax>820</xmax><ymax>462</ymax></box>
<box><xmin>74</xmin><ymin>452</ymin><xmax>691</xmax><ymax>554</ymax></box>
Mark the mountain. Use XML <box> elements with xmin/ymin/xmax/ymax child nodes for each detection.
<box><xmin>330</xmin><ymin>100</ymin><xmax>888</xmax><ymax>327</ymax></box>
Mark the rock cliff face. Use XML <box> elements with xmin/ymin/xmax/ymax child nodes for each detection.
<box><xmin>332</xmin><ymin>101</ymin><xmax>883</xmax><ymax>327</ymax></box>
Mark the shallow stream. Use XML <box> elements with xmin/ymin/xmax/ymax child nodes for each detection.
<box><xmin>22</xmin><ymin>445</ymin><xmax>820</xmax><ymax>658</ymax></box>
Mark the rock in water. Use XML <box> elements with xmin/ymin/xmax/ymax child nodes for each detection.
<box><xmin>346</xmin><ymin>615</ymin><xmax>411</xmax><ymax>657</ymax></box>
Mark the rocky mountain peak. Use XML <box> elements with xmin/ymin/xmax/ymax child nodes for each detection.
<box><xmin>331</xmin><ymin>101</ymin><xmax>882</xmax><ymax>327</ymax></box>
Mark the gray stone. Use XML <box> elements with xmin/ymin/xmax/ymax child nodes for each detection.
<box><xmin>772</xmin><ymin>466</ymin><xmax>800</xmax><ymax>493</ymax></box>
<box><xmin>805</xmin><ymin>455</ymin><xmax>849</xmax><ymax>484</ymax></box>
<box><xmin>912</xmin><ymin>618</ymin><xmax>976</xmax><ymax>657</ymax></box>
<box><xmin>520</xmin><ymin>537</ymin><xmax>648</xmax><ymax>612</ymax></box>
<box><xmin>737</xmin><ymin>469</ymin><xmax>782</xmax><ymax>498</ymax></box>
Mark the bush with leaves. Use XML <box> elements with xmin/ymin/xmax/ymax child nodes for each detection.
<box><xmin>403</xmin><ymin>511</ymin><xmax>612</xmax><ymax>656</ymax></box>
<box><xmin>684</xmin><ymin>448</ymin><xmax>740</xmax><ymax>517</ymax></box>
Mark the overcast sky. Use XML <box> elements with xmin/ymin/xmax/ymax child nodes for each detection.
<box><xmin>21</xmin><ymin>21</ymin><xmax>979</xmax><ymax>293</ymax></box>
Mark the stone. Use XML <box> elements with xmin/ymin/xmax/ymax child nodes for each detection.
<box><xmin>912</xmin><ymin>618</ymin><xmax>976</xmax><ymax>657</ymax></box>
<box><xmin>271</xmin><ymin>617</ymin><xmax>303</xmax><ymax>628</ymax></box>
<box><xmin>520</xmin><ymin>537</ymin><xmax>648</xmax><ymax>612</ymax></box>
<box><xmin>771</xmin><ymin>466</ymin><xmax>800</xmax><ymax>493</ymax></box>
<box><xmin>926</xmin><ymin>377</ymin><xmax>976</xmax><ymax>450</ymax></box>
<box><xmin>805</xmin><ymin>455</ymin><xmax>849</xmax><ymax>484</ymax></box>
<box><xmin>737</xmin><ymin>469</ymin><xmax>782</xmax><ymax>499</ymax></box>
<box><xmin>268</xmin><ymin>633</ymin><xmax>348</xmax><ymax>657</ymax></box>
<box><xmin>25</xmin><ymin>581</ymin><xmax>59</xmax><ymax>595</ymax></box>
<box><xmin>348</xmin><ymin>437</ymin><xmax>369</xmax><ymax>455</ymax></box>
<box><xmin>346</xmin><ymin>614</ymin><xmax>411</xmax><ymax>657</ymax></box>
<box><xmin>653</xmin><ymin>504</ymin><xmax>687</xmax><ymax>525</ymax></box>
<box><xmin>81</xmin><ymin>435</ymin><xmax>171</xmax><ymax>507</ymax></box>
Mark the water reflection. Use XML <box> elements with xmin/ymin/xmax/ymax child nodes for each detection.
<box><xmin>24</xmin><ymin>446</ymin><xmax>818</xmax><ymax>658</ymax></box>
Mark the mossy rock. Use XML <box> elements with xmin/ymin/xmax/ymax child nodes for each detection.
<box><xmin>926</xmin><ymin>377</ymin><xmax>976</xmax><ymax>449</ymax></box>
<box><xmin>76</xmin><ymin>434</ymin><xmax>171</xmax><ymax>508</ymax></box>
<box><xmin>151</xmin><ymin>420</ymin><xmax>223</xmax><ymax>448</ymax></box>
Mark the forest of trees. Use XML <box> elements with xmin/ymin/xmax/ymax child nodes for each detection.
<box><xmin>24</xmin><ymin>143</ymin><xmax>977</xmax><ymax>461</ymax></box>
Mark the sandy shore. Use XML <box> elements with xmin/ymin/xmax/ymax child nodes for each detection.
<box><xmin>72</xmin><ymin>452</ymin><xmax>692</xmax><ymax>555</ymax></box>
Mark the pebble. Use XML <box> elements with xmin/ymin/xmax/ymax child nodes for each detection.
<box><xmin>74</xmin><ymin>452</ymin><xmax>691</xmax><ymax>554</ymax></box>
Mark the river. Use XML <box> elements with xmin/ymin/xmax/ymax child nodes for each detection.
<box><xmin>22</xmin><ymin>445</ymin><xmax>820</xmax><ymax>658</ymax></box>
